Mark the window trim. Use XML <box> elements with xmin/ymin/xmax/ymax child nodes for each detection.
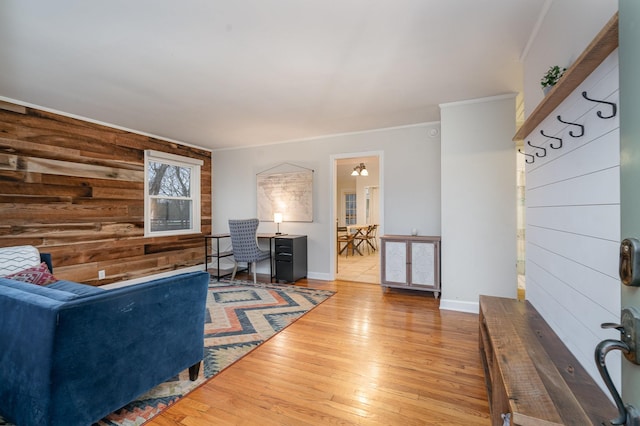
<box><xmin>343</xmin><ymin>191</ymin><xmax>357</xmax><ymax>226</ymax></box>
<box><xmin>144</xmin><ymin>150</ymin><xmax>203</xmax><ymax>237</ymax></box>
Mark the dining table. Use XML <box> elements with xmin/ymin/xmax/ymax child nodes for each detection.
<box><xmin>345</xmin><ymin>224</ymin><xmax>371</xmax><ymax>256</ymax></box>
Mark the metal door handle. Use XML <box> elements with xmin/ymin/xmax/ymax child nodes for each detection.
<box><xmin>595</xmin><ymin>338</ymin><xmax>630</xmax><ymax>425</ymax></box>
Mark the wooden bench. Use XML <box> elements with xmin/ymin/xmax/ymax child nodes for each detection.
<box><xmin>479</xmin><ymin>295</ymin><xmax>616</xmax><ymax>425</ymax></box>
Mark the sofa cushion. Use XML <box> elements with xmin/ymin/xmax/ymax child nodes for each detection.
<box><xmin>0</xmin><ymin>245</ymin><xmax>41</xmax><ymax>277</ymax></box>
<box><xmin>47</xmin><ymin>280</ymin><xmax>105</xmax><ymax>296</ymax></box>
<box><xmin>5</xmin><ymin>262</ymin><xmax>58</xmax><ymax>285</ymax></box>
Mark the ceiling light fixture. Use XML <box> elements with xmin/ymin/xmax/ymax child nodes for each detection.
<box><xmin>351</xmin><ymin>163</ymin><xmax>368</xmax><ymax>176</ymax></box>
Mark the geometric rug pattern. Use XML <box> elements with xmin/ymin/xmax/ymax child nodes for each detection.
<box><xmin>94</xmin><ymin>279</ymin><xmax>335</xmax><ymax>426</ymax></box>
<box><xmin>0</xmin><ymin>279</ymin><xmax>334</xmax><ymax>426</ymax></box>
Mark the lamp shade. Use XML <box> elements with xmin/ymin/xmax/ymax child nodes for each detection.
<box><xmin>274</xmin><ymin>213</ymin><xmax>283</xmax><ymax>223</ymax></box>
<box><xmin>351</xmin><ymin>162</ymin><xmax>368</xmax><ymax>176</ymax></box>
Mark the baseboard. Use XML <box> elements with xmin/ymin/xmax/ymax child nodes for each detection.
<box><xmin>306</xmin><ymin>271</ymin><xmax>331</xmax><ymax>281</ymax></box>
<box><xmin>439</xmin><ymin>298</ymin><xmax>479</xmax><ymax>314</ymax></box>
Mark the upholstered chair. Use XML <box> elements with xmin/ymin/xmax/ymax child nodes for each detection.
<box><xmin>228</xmin><ymin>218</ymin><xmax>271</xmax><ymax>283</ymax></box>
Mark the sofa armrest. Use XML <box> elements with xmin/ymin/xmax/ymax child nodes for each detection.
<box><xmin>49</xmin><ymin>271</ymin><xmax>209</xmax><ymax>424</ymax></box>
<box><xmin>0</xmin><ymin>271</ymin><xmax>209</xmax><ymax>426</ymax></box>
<box><xmin>0</xmin><ymin>285</ymin><xmax>66</xmax><ymax>425</ymax></box>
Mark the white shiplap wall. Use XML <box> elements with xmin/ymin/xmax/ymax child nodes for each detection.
<box><xmin>524</xmin><ymin>50</ymin><xmax>621</xmax><ymax>392</ymax></box>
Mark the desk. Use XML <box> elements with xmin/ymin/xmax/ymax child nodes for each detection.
<box><xmin>204</xmin><ymin>234</ymin><xmax>234</xmax><ymax>280</ymax></box>
<box><xmin>257</xmin><ymin>233</ymin><xmax>284</xmax><ymax>281</ymax></box>
<box><xmin>205</xmin><ymin>233</ymin><xmax>283</xmax><ymax>281</ymax></box>
<box><xmin>274</xmin><ymin>235</ymin><xmax>307</xmax><ymax>282</ymax></box>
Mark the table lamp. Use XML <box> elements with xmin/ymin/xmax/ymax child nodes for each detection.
<box><xmin>274</xmin><ymin>213</ymin><xmax>283</xmax><ymax>235</ymax></box>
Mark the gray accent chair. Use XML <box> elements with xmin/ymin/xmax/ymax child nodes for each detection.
<box><xmin>228</xmin><ymin>218</ymin><xmax>271</xmax><ymax>283</ymax></box>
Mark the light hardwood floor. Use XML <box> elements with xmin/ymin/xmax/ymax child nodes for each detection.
<box><xmin>335</xmin><ymin>244</ymin><xmax>380</xmax><ymax>284</ymax></box>
<box><xmin>149</xmin><ymin>274</ymin><xmax>491</xmax><ymax>425</ymax></box>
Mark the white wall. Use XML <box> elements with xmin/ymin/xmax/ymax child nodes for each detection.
<box><xmin>523</xmin><ymin>0</ymin><xmax>618</xmax><ymax>118</ymax></box>
<box><xmin>439</xmin><ymin>95</ymin><xmax>517</xmax><ymax>313</ymax></box>
<box><xmin>212</xmin><ymin>123</ymin><xmax>441</xmax><ymax>280</ymax></box>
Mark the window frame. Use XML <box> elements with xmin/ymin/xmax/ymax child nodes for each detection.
<box><xmin>344</xmin><ymin>192</ymin><xmax>357</xmax><ymax>226</ymax></box>
<box><xmin>144</xmin><ymin>150</ymin><xmax>203</xmax><ymax>237</ymax></box>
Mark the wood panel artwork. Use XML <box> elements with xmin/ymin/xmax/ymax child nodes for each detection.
<box><xmin>0</xmin><ymin>103</ymin><xmax>212</xmax><ymax>285</ymax></box>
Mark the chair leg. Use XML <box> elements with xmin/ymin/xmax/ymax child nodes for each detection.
<box><xmin>367</xmin><ymin>239</ymin><xmax>376</xmax><ymax>253</ymax></box>
<box><xmin>252</xmin><ymin>261</ymin><xmax>257</xmax><ymax>283</ymax></box>
<box><xmin>231</xmin><ymin>261</ymin><xmax>238</xmax><ymax>282</ymax></box>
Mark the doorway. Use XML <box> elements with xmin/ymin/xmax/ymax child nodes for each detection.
<box><xmin>332</xmin><ymin>154</ymin><xmax>382</xmax><ymax>284</ymax></box>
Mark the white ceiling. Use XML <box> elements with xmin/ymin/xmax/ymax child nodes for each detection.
<box><xmin>0</xmin><ymin>1</ymin><xmax>545</xmax><ymax>151</ymax></box>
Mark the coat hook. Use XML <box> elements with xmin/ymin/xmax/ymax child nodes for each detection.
<box><xmin>582</xmin><ymin>91</ymin><xmax>617</xmax><ymax>119</ymax></box>
<box><xmin>518</xmin><ymin>149</ymin><xmax>535</xmax><ymax>164</ymax></box>
<box><xmin>557</xmin><ymin>115</ymin><xmax>585</xmax><ymax>138</ymax></box>
<box><xmin>527</xmin><ymin>140</ymin><xmax>547</xmax><ymax>157</ymax></box>
<box><xmin>540</xmin><ymin>130</ymin><xmax>563</xmax><ymax>149</ymax></box>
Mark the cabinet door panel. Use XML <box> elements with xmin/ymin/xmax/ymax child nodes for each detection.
<box><xmin>384</xmin><ymin>241</ymin><xmax>407</xmax><ymax>284</ymax></box>
<box><xmin>411</xmin><ymin>241</ymin><xmax>436</xmax><ymax>287</ymax></box>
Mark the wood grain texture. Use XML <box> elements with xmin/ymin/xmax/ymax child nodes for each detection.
<box><xmin>479</xmin><ymin>296</ymin><xmax>616</xmax><ymax>426</ymax></box>
<box><xmin>513</xmin><ymin>12</ymin><xmax>618</xmax><ymax>141</ymax></box>
<box><xmin>150</xmin><ymin>277</ymin><xmax>491</xmax><ymax>425</ymax></box>
<box><xmin>0</xmin><ymin>103</ymin><xmax>211</xmax><ymax>285</ymax></box>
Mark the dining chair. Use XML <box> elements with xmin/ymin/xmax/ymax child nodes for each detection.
<box><xmin>354</xmin><ymin>224</ymin><xmax>378</xmax><ymax>254</ymax></box>
<box><xmin>228</xmin><ymin>218</ymin><xmax>271</xmax><ymax>283</ymax></box>
<box><xmin>366</xmin><ymin>224</ymin><xmax>378</xmax><ymax>252</ymax></box>
<box><xmin>337</xmin><ymin>225</ymin><xmax>355</xmax><ymax>256</ymax></box>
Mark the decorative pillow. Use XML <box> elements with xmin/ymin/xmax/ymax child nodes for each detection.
<box><xmin>5</xmin><ymin>262</ymin><xmax>58</xmax><ymax>286</ymax></box>
<box><xmin>0</xmin><ymin>245</ymin><xmax>41</xmax><ymax>277</ymax></box>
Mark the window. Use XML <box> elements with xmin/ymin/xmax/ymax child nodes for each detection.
<box><xmin>144</xmin><ymin>150</ymin><xmax>202</xmax><ymax>237</ymax></box>
<box><xmin>344</xmin><ymin>192</ymin><xmax>357</xmax><ymax>225</ymax></box>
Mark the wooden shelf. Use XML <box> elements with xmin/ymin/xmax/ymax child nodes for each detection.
<box><xmin>479</xmin><ymin>295</ymin><xmax>616</xmax><ymax>425</ymax></box>
<box><xmin>513</xmin><ymin>12</ymin><xmax>618</xmax><ymax>141</ymax></box>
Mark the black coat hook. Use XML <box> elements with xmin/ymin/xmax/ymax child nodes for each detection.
<box><xmin>557</xmin><ymin>115</ymin><xmax>585</xmax><ymax>138</ymax></box>
<box><xmin>582</xmin><ymin>91</ymin><xmax>617</xmax><ymax>119</ymax></box>
<box><xmin>540</xmin><ymin>130</ymin><xmax>563</xmax><ymax>149</ymax></box>
<box><xmin>518</xmin><ymin>149</ymin><xmax>535</xmax><ymax>164</ymax></box>
<box><xmin>527</xmin><ymin>140</ymin><xmax>547</xmax><ymax>157</ymax></box>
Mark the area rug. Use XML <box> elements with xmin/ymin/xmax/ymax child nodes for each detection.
<box><xmin>0</xmin><ymin>279</ymin><xmax>335</xmax><ymax>426</ymax></box>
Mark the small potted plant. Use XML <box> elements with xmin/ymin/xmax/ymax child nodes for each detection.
<box><xmin>541</xmin><ymin>65</ymin><xmax>566</xmax><ymax>95</ymax></box>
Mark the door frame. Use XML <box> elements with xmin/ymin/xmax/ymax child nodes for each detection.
<box><xmin>620</xmin><ymin>0</ymin><xmax>640</xmax><ymax>410</ymax></box>
<box><xmin>329</xmin><ymin>151</ymin><xmax>384</xmax><ymax>280</ymax></box>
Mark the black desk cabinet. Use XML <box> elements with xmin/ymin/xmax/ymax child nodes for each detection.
<box><xmin>275</xmin><ymin>235</ymin><xmax>307</xmax><ymax>282</ymax></box>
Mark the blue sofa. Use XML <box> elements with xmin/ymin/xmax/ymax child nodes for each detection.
<box><xmin>0</xmin><ymin>271</ymin><xmax>210</xmax><ymax>426</ymax></box>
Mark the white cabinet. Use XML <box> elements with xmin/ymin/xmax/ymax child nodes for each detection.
<box><xmin>380</xmin><ymin>235</ymin><xmax>441</xmax><ymax>298</ymax></box>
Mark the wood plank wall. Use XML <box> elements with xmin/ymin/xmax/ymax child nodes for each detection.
<box><xmin>0</xmin><ymin>102</ymin><xmax>211</xmax><ymax>286</ymax></box>
<box><xmin>523</xmin><ymin>50</ymin><xmax>620</xmax><ymax>388</ymax></box>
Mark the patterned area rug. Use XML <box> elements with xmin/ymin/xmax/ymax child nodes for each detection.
<box><xmin>0</xmin><ymin>279</ymin><xmax>334</xmax><ymax>426</ymax></box>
